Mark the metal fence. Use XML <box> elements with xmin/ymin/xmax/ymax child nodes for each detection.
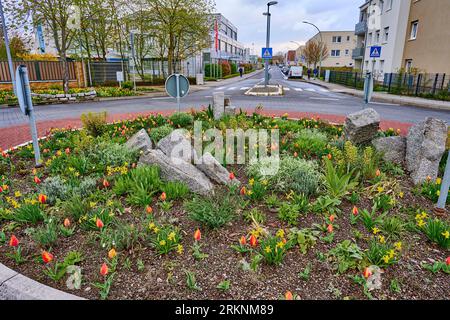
<box><xmin>0</xmin><ymin>60</ymin><xmax>77</xmax><ymax>83</ymax></box>
<box><xmin>327</xmin><ymin>70</ymin><xmax>450</xmax><ymax>100</ymax></box>
<box><xmin>88</xmin><ymin>61</ymin><xmax>129</xmax><ymax>86</ymax></box>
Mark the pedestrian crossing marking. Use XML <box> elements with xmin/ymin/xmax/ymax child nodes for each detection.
<box><xmin>294</xmin><ymin>88</ymin><xmax>303</xmax><ymax>91</ymax></box>
<box><xmin>305</xmin><ymin>88</ymin><xmax>316</xmax><ymax>92</ymax></box>
<box><xmin>240</xmin><ymin>87</ymin><xmax>250</xmax><ymax>90</ymax></box>
<box><xmin>284</xmin><ymin>88</ymin><xmax>290</xmax><ymax>91</ymax></box>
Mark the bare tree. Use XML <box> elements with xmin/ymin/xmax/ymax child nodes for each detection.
<box><xmin>302</xmin><ymin>41</ymin><xmax>328</xmax><ymax>69</ymax></box>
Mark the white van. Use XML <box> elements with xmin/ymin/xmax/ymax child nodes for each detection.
<box><xmin>289</xmin><ymin>66</ymin><xmax>303</xmax><ymax>79</ymax></box>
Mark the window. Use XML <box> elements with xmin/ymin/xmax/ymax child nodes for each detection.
<box><xmin>410</xmin><ymin>21</ymin><xmax>419</xmax><ymax>40</ymax></box>
<box><xmin>345</xmin><ymin>49</ymin><xmax>349</xmax><ymax>56</ymax></box>
<box><xmin>384</xmin><ymin>27</ymin><xmax>389</xmax><ymax>42</ymax></box>
<box><xmin>347</xmin><ymin>36</ymin><xmax>350</xmax><ymax>41</ymax></box>
<box><xmin>376</xmin><ymin>31</ymin><xmax>380</xmax><ymax>43</ymax></box>
<box><xmin>380</xmin><ymin>0</ymin><xmax>384</xmax><ymax>13</ymax></box>
<box><xmin>331</xmin><ymin>50</ymin><xmax>341</xmax><ymax>57</ymax></box>
<box><xmin>332</xmin><ymin>36</ymin><xmax>342</xmax><ymax>43</ymax></box>
<box><xmin>405</xmin><ymin>59</ymin><xmax>413</xmax><ymax>72</ymax></box>
<box><xmin>380</xmin><ymin>60</ymin><xmax>385</xmax><ymax>73</ymax></box>
<box><xmin>368</xmin><ymin>33</ymin><xmax>372</xmax><ymax>45</ymax></box>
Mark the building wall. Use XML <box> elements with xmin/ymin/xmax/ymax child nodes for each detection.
<box><xmin>307</xmin><ymin>31</ymin><xmax>356</xmax><ymax>68</ymax></box>
<box><xmin>402</xmin><ymin>0</ymin><xmax>450</xmax><ymax>75</ymax></box>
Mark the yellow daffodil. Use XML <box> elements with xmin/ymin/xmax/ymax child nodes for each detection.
<box><xmin>388</xmin><ymin>249</ymin><xmax>396</xmax><ymax>259</ymax></box>
<box><xmin>90</xmin><ymin>202</ymin><xmax>97</xmax><ymax>208</ymax></box>
<box><xmin>377</xmin><ymin>187</ymin><xmax>384</xmax><ymax>193</ymax></box>
<box><xmin>417</xmin><ymin>219</ymin><xmax>426</xmax><ymax>228</ymax></box>
<box><xmin>159</xmin><ymin>240</ymin><xmax>166</xmax><ymax>246</ymax></box>
<box><xmin>177</xmin><ymin>244</ymin><xmax>184</xmax><ymax>255</ymax></box>
<box><xmin>421</xmin><ymin>212</ymin><xmax>428</xmax><ymax>219</ymax></box>
<box><xmin>382</xmin><ymin>255</ymin><xmax>391</xmax><ymax>264</ymax></box>
<box><xmin>372</xmin><ymin>227</ymin><xmax>381</xmax><ymax>235</ymax></box>
<box><xmin>149</xmin><ymin>222</ymin><xmax>155</xmax><ymax>230</ymax></box>
<box><xmin>14</xmin><ymin>191</ymin><xmax>22</xmax><ymax>198</ymax></box>
<box><xmin>261</xmin><ymin>180</ymin><xmax>268</xmax><ymax>186</ymax></box>
<box><xmin>247</xmin><ymin>190</ymin><xmax>253</xmax><ymax>196</ymax></box>
<box><xmin>168</xmin><ymin>232</ymin><xmax>176</xmax><ymax>242</ymax></box>
<box><xmin>379</xmin><ymin>235</ymin><xmax>386</xmax><ymax>244</ymax></box>
<box><xmin>276</xmin><ymin>241</ymin><xmax>284</xmax><ymax>249</ymax></box>
<box><xmin>436</xmin><ymin>190</ymin><xmax>441</xmax><ymax>196</ymax></box>
<box><xmin>264</xmin><ymin>246</ymin><xmax>272</xmax><ymax>253</ymax></box>
<box><xmin>399</xmin><ymin>192</ymin><xmax>404</xmax><ymax>198</ymax></box>
<box><xmin>442</xmin><ymin>231</ymin><xmax>450</xmax><ymax>239</ymax></box>
<box><xmin>249</xmin><ymin>178</ymin><xmax>255</xmax><ymax>186</ymax></box>
<box><xmin>394</xmin><ymin>242</ymin><xmax>402</xmax><ymax>251</ymax></box>
<box><xmin>436</xmin><ymin>178</ymin><xmax>442</xmax><ymax>185</ymax></box>
<box><xmin>153</xmin><ymin>227</ymin><xmax>160</xmax><ymax>234</ymax></box>
<box><xmin>276</xmin><ymin>229</ymin><xmax>285</xmax><ymax>238</ymax></box>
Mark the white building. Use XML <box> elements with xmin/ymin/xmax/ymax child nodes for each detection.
<box><xmin>355</xmin><ymin>0</ymin><xmax>411</xmax><ymax>80</ymax></box>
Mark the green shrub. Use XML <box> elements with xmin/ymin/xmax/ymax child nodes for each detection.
<box><xmin>323</xmin><ymin>158</ymin><xmax>359</xmax><ymax>199</ymax></box>
<box><xmin>259</xmin><ymin>235</ymin><xmax>288</xmax><ymax>265</ymax></box>
<box><xmin>327</xmin><ymin>240</ymin><xmax>364</xmax><ymax>274</ymax></box>
<box><xmin>14</xmin><ymin>204</ymin><xmax>45</xmax><ymax>224</ymax></box>
<box><xmin>293</xmin><ymin>129</ymin><xmax>329</xmax><ymax>158</ymax></box>
<box><xmin>366</xmin><ymin>238</ymin><xmax>399</xmax><ymax>267</ymax></box>
<box><xmin>81</xmin><ymin>112</ymin><xmax>107</xmax><ymax>137</ymax></box>
<box><xmin>31</xmin><ymin>219</ymin><xmax>59</xmax><ymax>247</ymax></box>
<box><xmin>40</xmin><ymin>176</ymin><xmax>71</xmax><ymax>204</ymax></box>
<box><xmin>169</xmin><ymin>112</ymin><xmax>194</xmax><ymax>128</ymax></box>
<box><xmin>149</xmin><ymin>125</ymin><xmax>173</xmax><ymax>144</ymax></box>
<box><xmin>89</xmin><ymin>141</ymin><xmax>138</xmax><ymax>168</ymax></box>
<box><xmin>149</xmin><ymin>224</ymin><xmax>182</xmax><ymax>255</ymax></box>
<box><xmin>278</xmin><ymin>202</ymin><xmax>300</xmax><ymax>226</ymax></box>
<box><xmin>421</xmin><ymin>218</ymin><xmax>450</xmax><ymax>249</ymax></box>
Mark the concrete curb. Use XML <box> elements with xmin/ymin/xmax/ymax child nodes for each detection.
<box><xmin>0</xmin><ymin>263</ymin><xmax>84</xmax><ymax>300</ymax></box>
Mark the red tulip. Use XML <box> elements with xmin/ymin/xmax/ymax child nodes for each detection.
<box><xmin>34</xmin><ymin>176</ymin><xmax>41</xmax><ymax>184</ymax></box>
<box><xmin>375</xmin><ymin>169</ymin><xmax>381</xmax><ymax>177</ymax></box>
<box><xmin>9</xmin><ymin>235</ymin><xmax>19</xmax><ymax>247</ymax></box>
<box><xmin>329</xmin><ymin>215</ymin><xmax>335</xmax><ymax>223</ymax></box>
<box><xmin>327</xmin><ymin>154</ymin><xmax>332</xmax><ymax>160</ymax></box>
<box><xmin>65</xmin><ymin>148</ymin><xmax>71</xmax><ymax>155</ymax></box>
<box><xmin>38</xmin><ymin>194</ymin><xmax>47</xmax><ymax>204</ymax></box>
<box><xmin>293</xmin><ymin>152</ymin><xmax>298</xmax><ymax>158</ymax></box>
<box><xmin>146</xmin><ymin>206</ymin><xmax>153</xmax><ymax>214</ymax></box>
<box><xmin>102</xmin><ymin>179</ymin><xmax>110</xmax><ymax>188</ymax></box>
<box><xmin>194</xmin><ymin>229</ymin><xmax>201</xmax><ymax>241</ymax></box>
<box><xmin>240</xmin><ymin>187</ymin><xmax>247</xmax><ymax>196</ymax></box>
<box><xmin>96</xmin><ymin>218</ymin><xmax>104</xmax><ymax>229</ymax></box>
<box><xmin>285</xmin><ymin>291</ymin><xmax>294</xmax><ymax>300</ymax></box>
<box><xmin>229</xmin><ymin>172</ymin><xmax>235</xmax><ymax>180</ymax></box>
<box><xmin>249</xmin><ymin>235</ymin><xmax>258</xmax><ymax>247</ymax></box>
<box><xmin>0</xmin><ymin>186</ymin><xmax>3</xmax><ymax>193</ymax></box>
<box><xmin>160</xmin><ymin>192</ymin><xmax>167</xmax><ymax>201</ymax></box>
<box><xmin>327</xmin><ymin>224</ymin><xmax>333</xmax><ymax>233</ymax></box>
<box><xmin>100</xmin><ymin>263</ymin><xmax>109</xmax><ymax>276</ymax></box>
<box><xmin>63</xmin><ymin>218</ymin><xmax>71</xmax><ymax>228</ymax></box>
<box><xmin>239</xmin><ymin>236</ymin><xmax>247</xmax><ymax>246</ymax></box>
<box><xmin>352</xmin><ymin>206</ymin><xmax>359</xmax><ymax>216</ymax></box>
<box><xmin>42</xmin><ymin>251</ymin><xmax>54</xmax><ymax>264</ymax></box>
<box><xmin>446</xmin><ymin>257</ymin><xmax>450</xmax><ymax>266</ymax></box>
<box><xmin>363</xmin><ymin>267</ymin><xmax>372</xmax><ymax>279</ymax></box>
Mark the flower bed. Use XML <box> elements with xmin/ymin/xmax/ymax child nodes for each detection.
<box><xmin>0</xmin><ymin>110</ymin><xmax>448</xmax><ymax>300</ymax></box>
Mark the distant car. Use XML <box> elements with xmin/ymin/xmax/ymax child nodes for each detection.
<box><xmin>288</xmin><ymin>66</ymin><xmax>303</xmax><ymax>79</ymax></box>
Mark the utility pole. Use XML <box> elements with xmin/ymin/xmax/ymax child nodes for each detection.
<box><xmin>264</xmin><ymin>1</ymin><xmax>278</xmax><ymax>87</ymax></box>
<box><xmin>0</xmin><ymin>0</ymin><xmax>16</xmax><ymax>95</ymax></box>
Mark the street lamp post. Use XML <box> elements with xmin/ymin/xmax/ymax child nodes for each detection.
<box><xmin>263</xmin><ymin>1</ymin><xmax>278</xmax><ymax>87</ymax></box>
<box><xmin>303</xmin><ymin>21</ymin><xmax>323</xmax><ymax>78</ymax></box>
<box><xmin>0</xmin><ymin>0</ymin><xmax>16</xmax><ymax>95</ymax></box>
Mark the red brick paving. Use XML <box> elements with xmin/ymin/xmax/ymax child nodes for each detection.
<box><xmin>0</xmin><ymin>108</ymin><xmax>413</xmax><ymax>151</ymax></box>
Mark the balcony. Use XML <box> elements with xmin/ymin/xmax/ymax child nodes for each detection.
<box><xmin>352</xmin><ymin>47</ymin><xmax>365</xmax><ymax>60</ymax></box>
<box><xmin>355</xmin><ymin>21</ymin><xmax>367</xmax><ymax>36</ymax></box>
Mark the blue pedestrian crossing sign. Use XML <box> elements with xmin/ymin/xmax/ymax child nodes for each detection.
<box><xmin>262</xmin><ymin>47</ymin><xmax>273</xmax><ymax>60</ymax></box>
<box><xmin>370</xmin><ymin>46</ymin><xmax>382</xmax><ymax>58</ymax></box>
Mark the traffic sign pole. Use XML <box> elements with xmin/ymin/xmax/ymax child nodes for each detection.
<box><xmin>176</xmin><ymin>74</ymin><xmax>181</xmax><ymax>112</ymax></box>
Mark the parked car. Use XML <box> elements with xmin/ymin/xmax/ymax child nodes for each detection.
<box><xmin>288</xmin><ymin>66</ymin><xmax>303</xmax><ymax>79</ymax></box>
<box><xmin>282</xmin><ymin>66</ymin><xmax>290</xmax><ymax>75</ymax></box>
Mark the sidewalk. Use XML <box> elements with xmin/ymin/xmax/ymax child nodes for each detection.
<box><xmin>304</xmin><ymin>78</ymin><xmax>450</xmax><ymax>111</ymax></box>
<box><xmin>0</xmin><ymin>108</ymin><xmax>412</xmax><ymax>151</ymax></box>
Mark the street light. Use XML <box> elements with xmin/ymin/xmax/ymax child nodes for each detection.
<box><xmin>263</xmin><ymin>1</ymin><xmax>278</xmax><ymax>87</ymax></box>
<box><xmin>303</xmin><ymin>21</ymin><xmax>323</xmax><ymax>78</ymax></box>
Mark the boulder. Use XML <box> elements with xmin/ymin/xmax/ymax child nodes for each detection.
<box><xmin>406</xmin><ymin>117</ymin><xmax>448</xmax><ymax>185</ymax></box>
<box><xmin>372</xmin><ymin>136</ymin><xmax>406</xmax><ymax>164</ymax></box>
<box><xmin>157</xmin><ymin>129</ymin><xmax>197</xmax><ymax>163</ymax></box>
<box><xmin>344</xmin><ymin>108</ymin><xmax>381</xmax><ymax>144</ymax></box>
<box><xmin>125</xmin><ymin>129</ymin><xmax>153</xmax><ymax>153</ymax></box>
<box><xmin>196</xmin><ymin>152</ymin><xmax>240</xmax><ymax>186</ymax></box>
<box><xmin>139</xmin><ymin>149</ymin><xmax>214</xmax><ymax>195</ymax></box>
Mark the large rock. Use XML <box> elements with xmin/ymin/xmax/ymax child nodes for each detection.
<box><xmin>139</xmin><ymin>149</ymin><xmax>214</xmax><ymax>195</ymax></box>
<box><xmin>344</xmin><ymin>108</ymin><xmax>381</xmax><ymax>144</ymax></box>
<box><xmin>373</xmin><ymin>136</ymin><xmax>406</xmax><ymax>164</ymax></box>
<box><xmin>406</xmin><ymin>117</ymin><xmax>448</xmax><ymax>185</ymax></box>
<box><xmin>213</xmin><ymin>92</ymin><xmax>225</xmax><ymax>120</ymax></box>
<box><xmin>196</xmin><ymin>152</ymin><xmax>240</xmax><ymax>186</ymax></box>
<box><xmin>157</xmin><ymin>129</ymin><xmax>197</xmax><ymax>163</ymax></box>
<box><xmin>125</xmin><ymin>129</ymin><xmax>153</xmax><ymax>153</ymax></box>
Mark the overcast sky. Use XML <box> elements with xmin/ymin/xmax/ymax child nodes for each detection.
<box><xmin>215</xmin><ymin>0</ymin><xmax>362</xmax><ymax>55</ymax></box>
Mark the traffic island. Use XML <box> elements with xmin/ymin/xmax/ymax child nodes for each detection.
<box><xmin>245</xmin><ymin>84</ymin><xmax>283</xmax><ymax>96</ymax></box>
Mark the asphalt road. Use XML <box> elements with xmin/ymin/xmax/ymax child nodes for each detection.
<box><xmin>1</xmin><ymin>68</ymin><xmax>449</xmax><ymax>129</ymax></box>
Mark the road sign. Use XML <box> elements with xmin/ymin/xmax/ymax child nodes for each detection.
<box><xmin>370</xmin><ymin>46</ymin><xmax>382</xmax><ymax>58</ymax></box>
<box><xmin>116</xmin><ymin>71</ymin><xmax>124</xmax><ymax>83</ymax></box>
<box><xmin>165</xmin><ymin>74</ymin><xmax>190</xmax><ymax>111</ymax></box>
<box><xmin>262</xmin><ymin>47</ymin><xmax>273</xmax><ymax>60</ymax></box>
<box><xmin>15</xmin><ymin>65</ymin><xmax>41</xmax><ymax>166</ymax></box>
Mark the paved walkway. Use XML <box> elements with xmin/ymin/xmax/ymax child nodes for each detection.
<box><xmin>0</xmin><ymin>108</ymin><xmax>412</xmax><ymax>151</ymax></box>
<box><xmin>304</xmin><ymin>78</ymin><xmax>450</xmax><ymax>111</ymax></box>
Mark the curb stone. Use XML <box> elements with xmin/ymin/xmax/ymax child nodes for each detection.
<box><xmin>0</xmin><ymin>263</ymin><xmax>84</xmax><ymax>300</ymax></box>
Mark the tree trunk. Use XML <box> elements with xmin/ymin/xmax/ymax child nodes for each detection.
<box><xmin>61</xmin><ymin>53</ymin><xmax>69</xmax><ymax>94</ymax></box>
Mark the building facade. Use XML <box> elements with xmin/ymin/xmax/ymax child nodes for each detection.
<box><xmin>306</xmin><ymin>31</ymin><xmax>356</xmax><ymax>68</ymax></box>
<box><xmin>402</xmin><ymin>0</ymin><xmax>450</xmax><ymax>75</ymax></box>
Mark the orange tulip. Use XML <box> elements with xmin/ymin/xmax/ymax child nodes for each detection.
<box><xmin>160</xmin><ymin>192</ymin><xmax>167</xmax><ymax>201</ymax></box>
<box><xmin>96</xmin><ymin>218</ymin><xmax>104</xmax><ymax>229</ymax></box>
<box><xmin>34</xmin><ymin>176</ymin><xmax>41</xmax><ymax>184</ymax></box>
<box><xmin>249</xmin><ymin>235</ymin><xmax>258</xmax><ymax>247</ymax></box>
<box><xmin>240</xmin><ymin>187</ymin><xmax>247</xmax><ymax>196</ymax></box>
<box><xmin>327</xmin><ymin>224</ymin><xmax>333</xmax><ymax>233</ymax></box>
<box><xmin>229</xmin><ymin>172</ymin><xmax>235</xmax><ymax>180</ymax></box>
<box><xmin>285</xmin><ymin>291</ymin><xmax>294</xmax><ymax>300</ymax></box>
<box><xmin>352</xmin><ymin>206</ymin><xmax>359</xmax><ymax>216</ymax></box>
<box><xmin>239</xmin><ymin>236</ymin><xmax>247</xmax><ymax>246</ymax></box>
<box><xmin>329</xmin><ymin>215</ymin><xmax>335</xmax><ymax>223</ymax></box>
<box><xmin>327</xmin><ymin>154</ymin><xmax>332</xmax><ymax>160</ymax></box>
<box><xmin>38</xmin><ymin>194</ymin><xmax>47</xmax><ymax>204</ymax></box>
<box><xmin>42</xmin><ymin>251</ymin><xmax>54</xmax><ymax>264</ymax></box>
<box><xmin>108</xmin><ymin>248</ymin><xmax>117</xmax><ymax>259</ymax></box>
<box><xmin>446</xmin><ymin>257</ymin><xmax>450</xmax><ymax>266</ymax></box>
<box><xmin>194</xmin><ymin>229</ymin><xmax>201</xmax><ymax>241</ymax></box>
<box><xmin>65</xmin><ymin>148</ymin><xmax>71</xmax><ymax>155</ymax></box>
<box><xmin>363</xmin><ymin>267</ymin><xmax>372</xmax><ymax>279</ymax></box>
<box><xmin>102</xmin><ymin>179</ymin><xmax>110</xmax><ymax>188</ymax></box>
<box><xmin>146</xmin><ymin>206</ymin><xmax>153</xmax><ymax>214</ymax></box>
<box><xmin>293</xmin><ymin>152</ymin><xmax>298</xmax><ymax>158</ymax></box>
<box><xmin>9</xmin><ymin>235</ymin><xmax>19</xmax><ymax>247</ymax></box>
<box><xmin>100</xmin><ymin>263</ymin><xmax>109</xmax><ymax>276</ymax></box>
<box><xmin>375</xmin><ymin>169</ymin><xmax>381</xmax><ymax>177</ymax></box>
<box><xmin>63</xmin><ymin>218</ymin><xmax>71</xmax><ymax>228</ymax></box>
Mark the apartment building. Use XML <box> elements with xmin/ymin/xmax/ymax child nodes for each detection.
<box><xmin>306</xmin><ymin>31</ymin><xmax>356</xmax><ymax>68</ymax></box>
<box><xmin>402</xmin><ymin>0</ymin><xmax>450</xmax><ymax>75</ymax></box>
<box><xmin>354</xmin><ymin>0</ymin><xmax>411</xmax><ymax>79</ymax></box>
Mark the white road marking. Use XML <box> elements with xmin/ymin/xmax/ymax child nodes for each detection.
<box><xmin>284</xmin><ymin>88</ymin><xmax>291</xmax><ymax>91</ymax></box>
<box><xmin>150</xmin><ymin>97</ymin><xmax>171</xmax><ymax>100</ymax></box>
<box><xmin>227</xmin><ymin>87</ymin><xmax>237</xmax><ymax>91</ymax></box>
<box><xmin>369</xmin><ymin>101</ymin><xmax>400</xmax><ymax>106</ymax></box>
<box><xmin>320</xmin><ymin>89</ymin><xmax>329</xmax><ymax>92</ymax></box>
<box><xmin>240</xmin><ymin>87</ymin><xmax>250</xmax><ymax>90</ymax></box>
<box><xmin>214</xmin><ymin>87</ymin><xmax>226</xmax><ymax>91</ymax></box>
<box><xmin>305</xmin><ymin>88</ymin><xmax>316</xmax><ymax>92</ymax></box>
<box><xmin>309</xmin><ymin>97</ymin><xmax>340</xmax><ymax>101</ymax></box>
<box><xmin>294</xmin><ymin>88</ymin><xmax>303</xmax><ymax>92</ymax></box>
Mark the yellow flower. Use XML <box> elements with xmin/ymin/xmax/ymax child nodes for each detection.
<box><xmin>177</xmin><ymin>244</ymin><xmax>184</xmax><ymax>255</ymax></box>
<box><xmin>436</xmin><ymin>178</ymin><xmax>442</xmax><ymax>185</ymax></box>
<box><xmin>264</xmin><ymin>246</ymin><xmax>272</xmax><ymax>253</ymax></box>
<box><xmin>421</xmin><ymin>212</ymin><xmax>428</xmax><ymax>219</ymax></box>
<box><xmin>153</xmin><ymin>227</ymin><xmax>160</xmax><ymax>234</ymax></box>
<box><xmin>249</xmin><ymin>179</ymin><xmax>255</xmax><ymax>186</ymax></box>
<box><xmin>285</xmin><ymin>190</ymin><xmax>294</xmax><ymax>200</ymax></box>
<box><xmin>372</xmin><ymin>227</ymin><xmax>381</xmax><ymax>235</ymax></box>
<box><xmin>276</xmin><ymin>229</ymin><xmax>285</xmax><ymax>238</ymax></box>
<box><xmin>394</xmin><ymin>242</ymin><xmax>402</xmax><ymax>251</ymax></box>
<box><xmin>377</xmin><ymin>187</ymin><xmax>384</xmax><ymax>193</ymax></box>
<box><xmin>399</xmin><ymin>192</ymin><xmax>404</xmax><ymax>198</ymax></box>
<box><xmin>68</xmin><ymin>167</ymin><xmax>75</xmax><ymax>172</ymax></box>
<box><xmin>168</xmin><ymin>232</ymin><xmax>176</xmax><ymax>242</ymax></box>
<box><xmin>261</xmin><ymin>180</ymin><xmax>268</xmax><ymax>186</ymax></box>
<box><xmin>56</xmin><ymin>150</ymin><xmax>62</xmax><ymax>156</ymax></box>
<box><xmin>378</xmin><ymin>235</ymin><xmax>386</xmax><ymax>244</ymax></box>
<box><xmin>90</xmin><ymin>202</ymin><xmax>97</xmax><ymax>208</ymax></box>
<box><xmin>382</xmin><ymin>255</ymin><xmax>391</xmax><ymax>264</ymax></box>
<box><xmin>442</xmin><ymin>231</ymin><xmax>450</xmax><ymax>239</ymax></box>
<box><xmin>388</xmin><ymin>249</ymin><xmax>396</xmax><ymax>259</ymax></box>
<box><xmin>436</xmin><ymin>190</ymin><xmax>441</xmax><ymax>196</ymax></box>
<box><xmin>159</xmin><ymin>240</ymin><xmax>166</xmax><ymax>246</ymax></box>
<box><xmin>417</xmin><ymin>219</ymin><xmax>426</xmax><ymax>228</ymax></box>
<box><xmin>149</xmin><ymin>222</ymin><xmax>155</xmax><ymax>230</ymax></box>
<box><xmin>276</xmin><ymin>241</ymin><xmax>284</xmax><ymax>249</ymax></box>
<box><xmin>14</xmin><ymin>191</ymin><xmax>22</xmax><ymax>198</ymax></box>
<box><xmin>247</xmin><ymin>190</ymin><xmax>253</xmax><ymax>196</ymax></box>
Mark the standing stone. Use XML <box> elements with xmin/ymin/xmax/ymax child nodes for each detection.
<box><xmin>213</xmin><ymin>91</ymin><xmax>225</xmax><ymax>120</ymax></box>
<box><xmin>125</xmin><ymin>129</ymin><xmax>153</xmax><ymax>153</ymax></box>
<box><xmin>372</xmin><ymin>136</ymin><xmax>406</xmax><ymax>164</ymax></box>
<box><xmin>196</xmin><ymin>152</ymin><xmax>240</xmax><ymax>185</ymax></box>
<box><xmin>344</xmin><ymin>108</ymin><xmax>381</xmax><ymax>144</ymax></box>
<box><xmin>225</xmin><ymin>106</ymin><xmax>237</xmax><ymax>116</ymax></box>
<box><xmin>139</xmin><ymin>149</ymin><xmax>214</xmax><ymax>195</ymax></box>
<box><xmin>406</xmin><ymin>117</ymin><xmax>448</xmax><ymax>185</ymax></box>
<box><xmin>157</xmin><ymin>129</ymin><xmax>197</xmax><ymax>163</ymax></box>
